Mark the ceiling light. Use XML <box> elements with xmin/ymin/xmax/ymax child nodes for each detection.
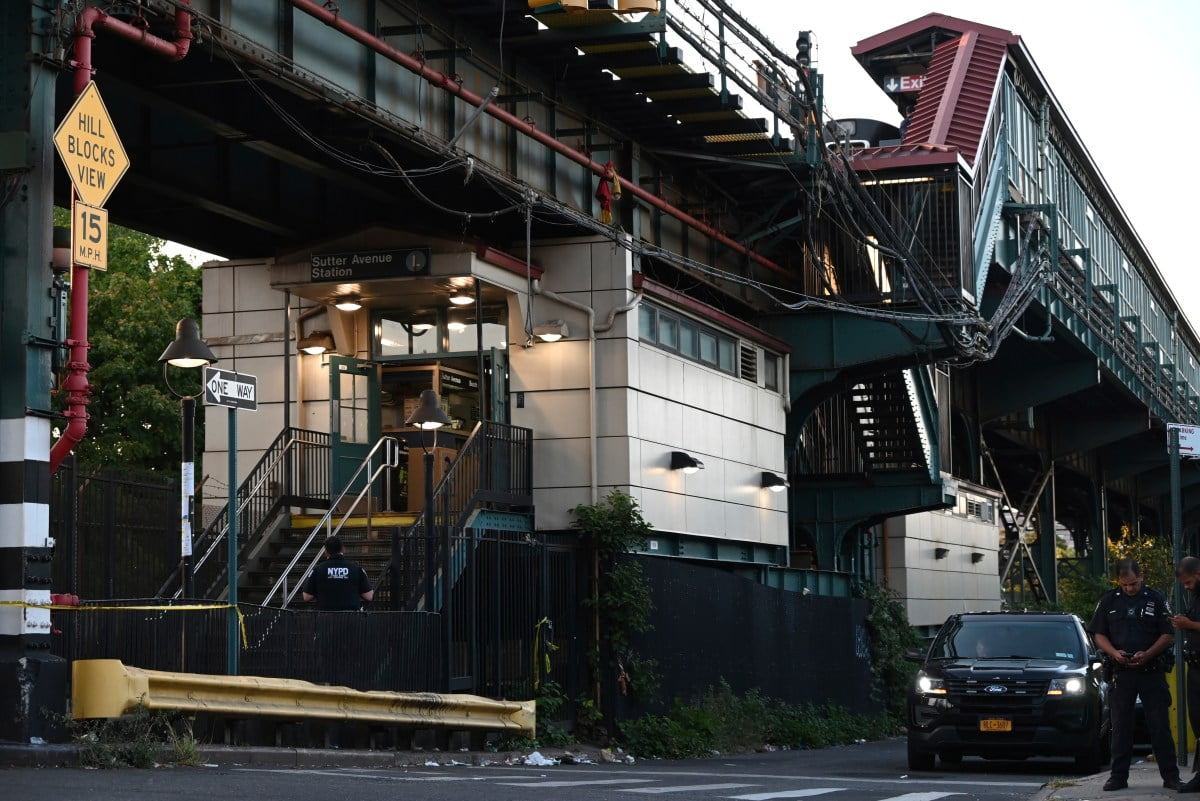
<box><xmin>298</xmin><ymin>330</ymin><xmax>335</xmax><ymax>355</ymax></box>
<box><xmin>334</xmin><ymin>295</ymin><xmax>362</xmax><ymax>311</ymax></box>
<box><xmin>533</xmin><ymin>320</ymin><xmax>569</xmax><ymax>343</ymax></box>
<box><xmin>669</xmin><ymin>451</ymin><xmax>704</xmax><ymax>474</ymax></box>
<box><xmin>411</xmin><ymin>322</ymin><xmax>434</xmax><ymax>332</ymax></box>
<box><xmin>761</xmin><ymin>471</ymin><xmax>789</xmax><ymax>492</ymax></box>
<box><xmin>449</xmin><ymin>292</ymin><xmax>475</xmax><ymax>306</ymax></box>
<box><xmin>448</xmin><ymin>321</ymin><xmax>467</xmax><ymax>332</ymax></box>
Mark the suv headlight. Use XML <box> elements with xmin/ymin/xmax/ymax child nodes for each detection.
<box><xmin>1047</xmin><ymin>678</ymin><xmax>1085</xmax><ymax>696</ymax></box>
<box><xmin>917</xmin><ymin>673</ymin><xmax>947</xmax><ymax>695</ymax></box>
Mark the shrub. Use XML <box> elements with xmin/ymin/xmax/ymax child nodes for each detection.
<box><xmin>618</xmin><ymin>682</ymin><xmax>898</xmax><ymax>759</ymax></box>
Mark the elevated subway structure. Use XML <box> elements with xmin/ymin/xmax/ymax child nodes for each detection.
<box><xmin>3</xmin><ymin>1</ymin><xmax>1200</xmax><ymax>732</ymax></box>
<box><xmin>846</xmin><ymin>14</ymin><xmax>1200</xmax><ymax>617</ymax></box>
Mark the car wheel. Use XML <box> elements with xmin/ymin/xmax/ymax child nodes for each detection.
<box><xmin>907</xmin><ymin>738</ymin><xmax>936</xmax><ymax>771</ymax></box>
<box><xmin>939</xmin><ymin>752</ymin><xmax>962</xmax><ymax>765</ymax></box>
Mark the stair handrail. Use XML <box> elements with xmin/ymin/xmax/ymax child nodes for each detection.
<box><xmin>375</xmin><ymin>420</ymin><xmax>534</xmax><ymax>609</ymax></box>
<box><xmin>155</xmin><ymin>427</ymin><xmax>330</xmax><ymax>598</ymax></box>
<box><xmin>971</xmin><ymin>117</ymin><xmax>1007</xmax><ymax>299</ymax></box>
<box><xmin>264</xmin><ymin>435</ymin><xmax>403</xmax><ymax>608</ymax></box>
<box><xmin>905</xmin><ymin>366</ymin><xmax>940</xmax><ymax>481</ymax></box>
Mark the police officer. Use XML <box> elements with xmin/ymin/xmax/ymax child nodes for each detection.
<box><xmin>1171</xmin><ymin>555</ymin><xmax>1200</xmax><ymax>793</ymax></box>
<box><xmin>1089</xmin><ymin>558</ymin><xmax>1181</xmax><ymax>791</ymax></box>
<box><xmin>302</xmin><ymin>535</ymin><xmax>374</xmax><ymax>611</ymax></box>
<box><xmin>302</xmin><ymin>535</ymin><xmax>373</xmax><ymax>692</ymax></box>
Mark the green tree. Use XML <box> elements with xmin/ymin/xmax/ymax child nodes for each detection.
<box><xmin>53</xmin><ymin>208</ymin><xmax>203</xmax><ymax>471</ymax></box>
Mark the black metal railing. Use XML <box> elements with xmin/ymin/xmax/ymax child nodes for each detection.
<box><xmin>157</xmin><ymin>427</ymin><xmax>331</xmax><ymax>599</ymax></box>
<box><xmin>51</xmin><ymin>457</ymin><xmax>178</xmax><ymax>599</ymax></box>
<box><xmin>377</xmin><ymin>421</ymin><xmax>533</xmax><ymax>613</ymax></box>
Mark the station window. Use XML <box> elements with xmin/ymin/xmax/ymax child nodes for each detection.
<box><xmin>764</xmin><ymin>353</ymin><xmax>780</xmax><ymax>392</ymax></box>
<box><xmin>376</xmin><ymin>304</ymin><xmax>507</xmax><ymax>358</ymax></box>
<box><xmin>639</xmin><ymin>302</ymin><xmax>739</xmax><ymax>376</ymax></box>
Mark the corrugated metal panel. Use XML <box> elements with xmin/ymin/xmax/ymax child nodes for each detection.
<box><xmin>902</xmin><ymin>31</ymin><xmax>1007</xmax><ymax>168</ymax></box>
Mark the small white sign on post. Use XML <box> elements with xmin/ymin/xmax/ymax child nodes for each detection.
<box><xmin>1167</xmin><ymin>423</ymin><xmax>1200</xmax><ymax>457</ymax></box>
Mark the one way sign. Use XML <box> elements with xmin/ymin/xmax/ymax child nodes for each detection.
<box><xmin>204</xmin><ymin>367</ymin><xmax>258</xmax><ymax>411</ymax></box>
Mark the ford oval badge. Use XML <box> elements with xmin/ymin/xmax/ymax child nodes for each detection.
<box><xmin>984</xmin><ymin>684</ymin><xmax>1008</xmax><ymax>694</ymax></box>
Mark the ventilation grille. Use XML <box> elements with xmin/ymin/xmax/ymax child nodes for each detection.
<box><xmin>739</xmin><ymin>344</ymin><xmax>758</xmax><ymax>383</ymax></box>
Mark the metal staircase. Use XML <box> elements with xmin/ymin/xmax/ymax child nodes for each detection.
<box><xmin>156</xmin><ymin>427</ymin><xmax>331</xmax><ymax>600</ymax></box>
<box><xmin>848</xmin><ymin>373</ymin><xmax>929</xmax><ymax>474</ymax></box>
<box><xmin>376</xmin><ymin>421</ymin><xmax>535</xmax><ymax>614</ymax></box>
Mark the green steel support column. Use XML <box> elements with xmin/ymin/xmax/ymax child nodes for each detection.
<box><xmin>1033</xmin><ymin>468</ymin><xmax>1058</xmax><ymax>602</ymax></box>
<box><xmin>0</xmin><ymin>0</ymin><xmax>67</xmax><ymax>741</ymax></box>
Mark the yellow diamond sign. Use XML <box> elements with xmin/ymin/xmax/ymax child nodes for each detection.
<box><xmin>53</xmin><ymin>81</ymin><xmax>129</xmax><ymax>208</ymax></box>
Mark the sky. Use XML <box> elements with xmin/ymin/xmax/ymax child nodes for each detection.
<box><xmin>169</xmin><ymin>2</ymin><xmax>1200</xmax><ymax>328</ymax></box>
<box><xmin>731</xmin><ymin>0</ymin><xmax>1200</xmax><ymax>328</ymax></box>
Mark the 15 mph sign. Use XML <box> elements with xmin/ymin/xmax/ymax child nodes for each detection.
<box><xmin>204</xmin><ymin>367</ymin><xmax>258</xmax><ymax>411</ymax></box>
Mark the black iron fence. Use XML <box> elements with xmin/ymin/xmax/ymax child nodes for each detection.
<box><xmin>51</xmin><ymin>457</ymin><xmax>179</xmax><ymax>599</ymax></box>
<box><xmin>618</xmin><ymin>556</ymin><xmax>874</xmax><ymax>717</ymax></box>
<box><xmin>51</xmin><ymin>599</ymin><xmax>441</xmax><ymax>692</ymax></box>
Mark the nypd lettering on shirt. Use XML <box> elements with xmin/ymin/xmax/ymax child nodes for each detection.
<box><xmin>326</xmin><ymin>566</ymin><xmax>350</xmax><ymax>579</ymax></box>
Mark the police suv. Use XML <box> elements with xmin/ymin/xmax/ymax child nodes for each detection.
<box><xmin>906</xmin><ymin>611</ymin><xmax>1109</xmax><ymax>772</ymax></box>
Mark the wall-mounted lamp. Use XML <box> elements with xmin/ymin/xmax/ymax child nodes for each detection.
<box><xmin>761</xmin><ymin>471</ymin><xmax>789</xmax><ymax>492</ymax></box>
<box><xmin>298</xmin><ymin>330</ymin><xmax>335</xmax><ymax>355</ymax></box>
<box><xmin>670</xmin><ymin>451</ymin><xmax>704</xmax><ymax>474</ymax></box>
<box><xmin>934</xmin><ymin>547</ymin><xmax>950</xmax><ymax>560</ymax></box>
<box><xmin>334</xmin><ymin>295</ymin><xmax>362</xmax><ymax>311</ymax></box>
<box><xmin>449</xmin><ymin>291</ymin><xmax>475</xmax><ymax>306</ymax></box>
<box><xmin>533</xmin><ymin>320</ymin><xmax>569</xmax><ymax>342</ymax></box>
<box><xmin>970</xmin><ymin>552</ymin><xmax>985</xmax><ymax>564</ymax></box>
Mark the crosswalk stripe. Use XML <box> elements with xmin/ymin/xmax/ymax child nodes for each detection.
<box><xmin>729</xmin><ymin>790</ymin><xmax>845</xmax><ymax>800</ymax></box>
<box><xmin>875</xmin><ymin>793</ymin><xmax>963</xmax><ymax>801</ymax></box>
<box><xmin>495</xmin><ymin>779</ymin><xmax>657</xmax><ymax>788</ymax></box>
<box><xmin>622</xmin><ymin>783</ymin><xmax>758</xmax><ymax>794</ymax></box>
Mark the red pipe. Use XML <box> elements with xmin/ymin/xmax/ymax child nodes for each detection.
<box><xmin>287</xmin><ymin>0</ymin><xmax>790</xmax><ymax>278</ymax></box>
<box><xmin>50</xmin><ymin>2</ymin><xmax>193</xmax><ymax>474</ymax></box>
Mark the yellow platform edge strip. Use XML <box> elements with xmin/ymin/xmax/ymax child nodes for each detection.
<box><xmin>72</xmin><ymin>659</ymin><xmax>535</xmax><ymax>736</ymax></box>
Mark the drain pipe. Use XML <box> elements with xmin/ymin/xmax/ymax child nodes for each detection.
<box><xmin>287</xmin><ymin>0</ymin><xmax>790</xmax><ymax>280</ymax></box>
<box><xmin>533</xmin><ymin>280</ymin><xmax>642</xmax><ymax>505</ymax></box>
<box><xmin>50</xmin><ymin>2</ymin><xmax>194</xmax><ymax>473</ymax></box>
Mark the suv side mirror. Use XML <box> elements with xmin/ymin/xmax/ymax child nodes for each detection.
<box><xmin>904</xmin><ymin>647</ymin><xmax>926</xmax><ymax>663</ymax></box>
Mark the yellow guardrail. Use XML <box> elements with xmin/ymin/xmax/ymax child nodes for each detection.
<box><xmin>73</xmin><ymin>660</ymin><xmax>535</xmax><ymax>736</ymax></box>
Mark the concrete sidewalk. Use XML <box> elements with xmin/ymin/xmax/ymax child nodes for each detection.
<box><xmin>1031</xmin><ymin>765</ymin><xmax>1198</xmax><ymax>801</ymax></box>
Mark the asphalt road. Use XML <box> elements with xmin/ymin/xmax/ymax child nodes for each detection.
<box><xmin>3</xmin><ymin>740</ymin><xmax>1070</xmax><ymax>801</ymax></box>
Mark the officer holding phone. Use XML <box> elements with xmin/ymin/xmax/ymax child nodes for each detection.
<box><xmin>1089</xmin><ymin>558</ymin><xmax>1180</xmax><ymax>791</ymax></box>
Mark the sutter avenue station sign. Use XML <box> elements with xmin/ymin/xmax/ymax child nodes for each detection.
<box><xmin>309</xmin><ymin>247</ymin><xmax>431</xmax><ymax>282</ymax></box>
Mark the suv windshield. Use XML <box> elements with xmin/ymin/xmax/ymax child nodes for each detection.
<box><xmin>930</xmin><ymin>619</ymin><xmax>1084</xmax><ymax>663</ymax></box>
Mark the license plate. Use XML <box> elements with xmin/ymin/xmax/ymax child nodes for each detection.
<box><xmin>979</xmin><ymin>718</ymin><xmax>1012</xmax><ymax>732</ymax></box>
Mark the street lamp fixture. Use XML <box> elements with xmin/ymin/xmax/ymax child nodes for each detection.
<box><xmin>158</xmin><ymin>318</ymin><xmax>218</xmax><ymax>599</ymax></box>
<box><xmin>403</xmin><ymin>389</ymin><xmax>453</xmax><ymax>689</ymax></box>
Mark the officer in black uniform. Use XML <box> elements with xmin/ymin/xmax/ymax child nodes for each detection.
<box><xmin>1171</xmin><ymin>555</ymin><xmax>1200</xmax><ymax>793</ymax></box>
<box><xmin>302</xmin><ymin>535</ymin><xmax>374</xmax><ymax>691</ymax></box>
<box><xmin>1089</xmin><ymin>559</ymin><xmax>1181</xmax><ymax>791</ymax></box>
<box><xmin>302</xmin><ymin>535</ymin><xmax>374</xmax><ymax>611</ymax></box>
